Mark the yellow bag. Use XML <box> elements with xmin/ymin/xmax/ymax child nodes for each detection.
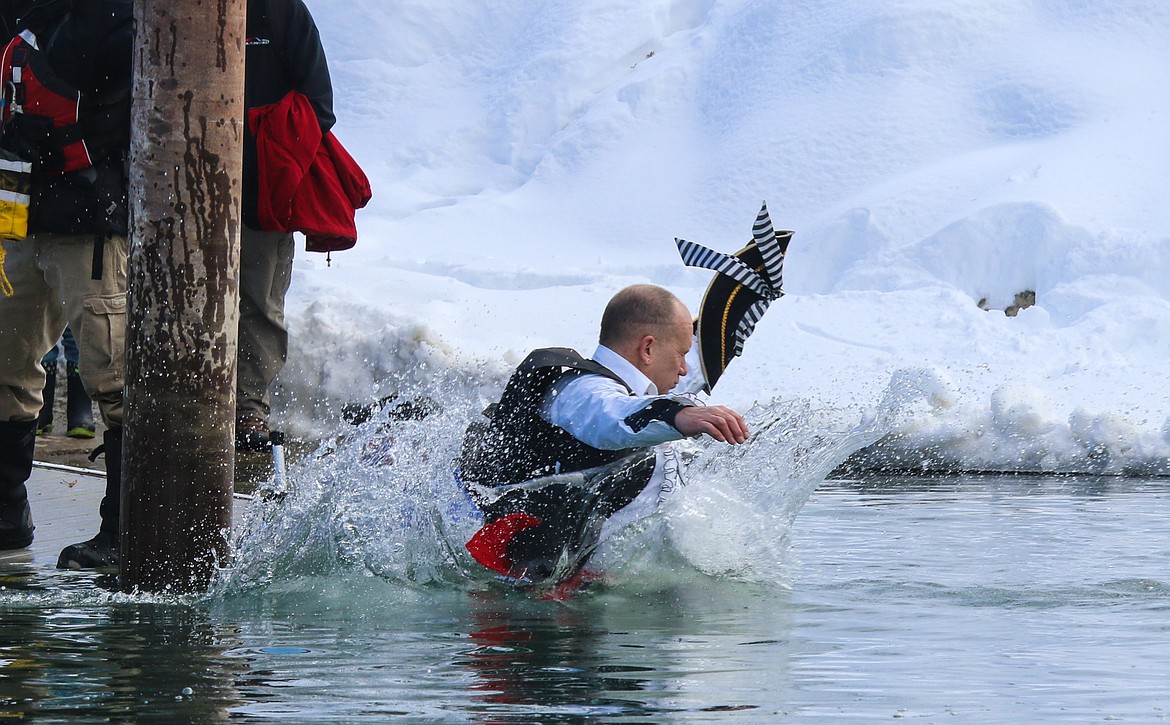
<box><xmin>0</xmin><ymin>148</ymin><xmax>31</xmax><ymax>296</ymax></box>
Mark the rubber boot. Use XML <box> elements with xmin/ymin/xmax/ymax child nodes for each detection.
<box><xmin>0</xmin><ymin>420</ymin><xmax>36</xmax><ymax>550</ymax></box>
<box><xmin>35</xmin><ymin>361</ymin><xmax>57</xmax><ymax>436</ymax></box>
<box><xmin>65</xmin><ymin>365</ymin><xmax>96</xmax><ymax>439</ymax></box>
<box><xmin>57</xmin><ymin>427</ymin><xmax>121</xmax><ymax>569</ymax></box>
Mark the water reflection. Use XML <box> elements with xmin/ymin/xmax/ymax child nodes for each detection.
<box><xmin>452</xmin><ymin>581</ymin><xmax>791</xmax><ymax>722</ymax></box>
<box><xmin>826</xmin><ymin>472</ymin><xmax>1170</xmax><ymax>503</ymax></box>
<box><xmin>4</xmin><ymin>473</ymin><xmax>1165</xmax><ymax>721</ymax></box>
<box><xmin>0</xmin><ymin>588</ymin><xmax>243</xmax><ymax>723</ymax></box>
<box><xmin>459</xmin><ymin>595</ymin><xmax>658</xmax><ymax>722</ymax></box>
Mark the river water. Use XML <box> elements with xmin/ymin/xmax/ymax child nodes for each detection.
<box><xmin>2</xmin><ymin>400</ymin><xmax>1169</xmax><ymax>722</ymax></box>
<box><xmin>3</xmin><ymin>473</ymin><xmax>1167</xmax><ymax>723</ymax></box>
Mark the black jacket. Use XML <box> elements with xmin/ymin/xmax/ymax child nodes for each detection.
<box><xmin>0</xmin><ymin>0</ymin><xmax>132</xmax><ymax>235</ymax></box>
<box><xmin>243</xmin><ymin>0</ymin><xmax>334</xmax><ymax>230</ymax></box>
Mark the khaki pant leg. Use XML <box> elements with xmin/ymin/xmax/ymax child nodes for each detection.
<box><xmin>39</xmin><ymin>234</ymin><xmax>128</xmax><ymax>429</ymax></box>
<box><xmin>236</xmin><ymin>226</ymin><xmax>294</xmax><ymax>420</ymax></box>
<box><xmin>0</xmin><ymin>238</ymin><xmax>67</xmax><ymax>423</ymax></box>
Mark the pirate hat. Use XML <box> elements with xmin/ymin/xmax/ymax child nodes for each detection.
<box><xmin>676</xmin><ymin>202</ymin><xmax>791</xmax><ymax>391</ymax></box>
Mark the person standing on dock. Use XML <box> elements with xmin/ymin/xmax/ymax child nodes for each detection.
<box><xmin>235</xmin><ymin>0</ymin><xmax>339</xmax><ymax>451</ymax></box>
<box><xmin>36</xmin><ymin>326</ymin><xmax>96</xmax><ymax>439</ymax></box>
<box><xmin>0</xmin><ymin>0</ymin><xmax>132</xmax><ymax>567</ymax></box>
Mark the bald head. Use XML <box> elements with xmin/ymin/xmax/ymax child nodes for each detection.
<box><xmin>599</xmin><ymin>285</ymin><xmax>694</xmax><ymax>392</ymax></box>
<box><xmin>599</xmin><ymin>285</ymin><xmax>688</xmax><ymax>348</ymax></box>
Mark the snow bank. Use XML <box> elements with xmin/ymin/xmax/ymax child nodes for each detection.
<box><xmin>275</xmin><ymin>0</ymin><xmax>1170</xmax><ymax>475</ymax></box>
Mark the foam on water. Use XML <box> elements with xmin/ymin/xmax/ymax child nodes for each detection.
<box><xmin>0</xmin><ymin>568</ymin><xmax>205</xmax><ymax>608</ymax></box>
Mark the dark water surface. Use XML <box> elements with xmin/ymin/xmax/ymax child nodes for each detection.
<box><xmin>2</xmin><ymin>474</ymin><xmax>1168</xmax><ymax>723</ymax></box>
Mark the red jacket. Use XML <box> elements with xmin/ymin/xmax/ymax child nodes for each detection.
<box><xmin>248</xmin><ymin>90</ymin><xmax>371</xmax><ymax>252</ymax></box>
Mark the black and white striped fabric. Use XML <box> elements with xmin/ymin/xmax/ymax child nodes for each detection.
<box><xmin>675</xmin><ymin>201</ymin><xmax>786</xmax><ymax>301</ymax></box>
<box><xmin>674</xmin><ymin>202</ymin><xmax>791</xmax><ymax>387</ymax></box>
<box><xmin>733</xmin><ymin>298</ymin><xmax>771</xmax><ymax>358</ymax></box>
<box><xmin>750</xmin><ymin>201</ymin><xmax>786</xmax><ymax>294</ymax></box>
<box><xmin>674</xmin><ymin>237</ymin><xmax>776</xmax><ymax>299</ymax></box>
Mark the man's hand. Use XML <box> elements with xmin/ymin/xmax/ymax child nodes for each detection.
<box><xmin>673</xmin><ymin>405</ymin><xmax>750</xmax><ymax>444</ymax></box>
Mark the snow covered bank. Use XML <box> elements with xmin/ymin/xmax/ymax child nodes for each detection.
<box><xmin>272</xmin><ymin>0</ymin><xmax>1170</xmax><ymax>475</ymax></box>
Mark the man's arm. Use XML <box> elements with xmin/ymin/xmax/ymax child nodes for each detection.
<box><xmin>673</xmin><ymin>405</ymin><xmax>749</xmax><ymax>444</ymax></box>
<box><xmin>275</xmin><ymin>0</ymin><xmax>336</xmax><ymax>131</ymax></box>
<box><xmin>543</xmin><ymin>374</ymin><xmax>750</xmax><ymax>449</ymax></box>
<box><xmin>542</xmin><ymin>374</ymin><xmax>689</xmax><ymax>450</ymax></box>
<box><xmin>93</xmin><ymin>2</ymin><xmax>134</xmax><ymax>97</ymax></box>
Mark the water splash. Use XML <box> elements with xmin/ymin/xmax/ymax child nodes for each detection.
<box><xmin>845</xmin><ymin>367</ymin><xmax>1170</xmax><ymax>476</ymax></box>
<box><xmin>216</xmin><ymin>388</ymin><xmax>487</xmax><ymax>596</ymax></box>
<box><xmin>216</xmin><ymin>373</ymin><xmax>930</xmax><ymax>595</ymax></box>
<box><xmin>645</xmin><ymin>398</ymin><xmax>887</xmax><ymax>583</ymax></box>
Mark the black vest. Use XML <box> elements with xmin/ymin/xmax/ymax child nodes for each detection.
<box><xmin>459</xmin><ymin>347</ymin><xmax>637</xmax><ymax>488</ymax></box>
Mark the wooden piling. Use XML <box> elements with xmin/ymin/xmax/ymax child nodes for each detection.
<box><xmin>122</xmin><ymin>0</ymin><xmax>246</xmax><ymax>592</ymax></box>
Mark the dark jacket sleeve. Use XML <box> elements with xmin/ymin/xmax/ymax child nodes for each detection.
<box><xmin>271</xmin><ymin>0</ymin><xmax>335</xmax><ymax>132</ymax></box>
<box><xmin>93</xmin><ymin>1</ymin><xmax>134</xmax><ymax>99</ymax></box>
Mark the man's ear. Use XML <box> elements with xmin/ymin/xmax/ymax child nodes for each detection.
<box><xmin>638</xmin><ymin>334</ymin><xmax>655</xmax><ymax>365</ymax></box>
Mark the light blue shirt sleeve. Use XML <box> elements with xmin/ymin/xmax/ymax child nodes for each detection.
<box><xmin>540</xmin><ymin>374</ymin><xmax>689</xmax><ymax>450</ymax></box>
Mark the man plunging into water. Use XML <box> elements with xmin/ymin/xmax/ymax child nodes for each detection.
<box><xmin>458</xmin><ymin>203</ymin><xmax>791</xmax><ymax>590</ymax></box>
<box><xmin>458</xmin><ymin>284</ymin><xmax>750</xmax><ymax>586</ymax></box>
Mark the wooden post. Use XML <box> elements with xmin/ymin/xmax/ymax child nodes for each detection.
<box><xmin>122</xmin><ymin>0</ymin><xmax>245</xmax><ymax>592</ymax></box>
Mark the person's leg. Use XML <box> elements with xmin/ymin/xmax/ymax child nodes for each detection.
<box><xmin>0</xmin><ymin>419</ymin><xmax>36</xmax><ymax>549</ymax></box>
<box><xmin>35</xmin><ymin>354</ymin><xmax>57</xmax><ymax>435</ymax></box>
<box><xmin>236</xmin><ymin>226</ymin><xmax>294</xmax><ymax>449</ymax></box>
<box><xmin>55</xmin><ymin>326</ymin><xmax>94</xmax><ymax>437</ymax></box>
<box><xmin>0</xmin><ymin>236</ymin><xmax>66</xmax><ymax>549</ymax></box>
<box><xmin>64</xmin><ymin>362</ymin><xmax>95</xmax><ymax>438</ymax></box>
<box><xmin>54</xmin><ymin>236</ymin><xmax>128</xmax><ymax>432</ymax></box>
<box><xmin>45</xmin><ymin>234</ymin><xmax>128</xmax><ymax>568</ymax></box>
<box><xmin>60</xmin><ymin>326</ymin><xmax>79</xmax><ymax>364</ymax></box>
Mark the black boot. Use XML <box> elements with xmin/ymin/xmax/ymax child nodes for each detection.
<box><xmin>57</xmin><ymin>427</ymin><xmax>121</xmax><ymax>569</ymax></box>
<box><xmin>65</xmin><ymin>365</ymin><xmax>95</xmax><ymax>439</ymax></box>
<box><xmin>0</xmin><ymin>420</ymin><xmax>36</xmax><ymax>550</ymax></box>
<box><xmin>36</xmin><ymin>361</ymin><xmax>57</xmax><ymax>436</ymax></box>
